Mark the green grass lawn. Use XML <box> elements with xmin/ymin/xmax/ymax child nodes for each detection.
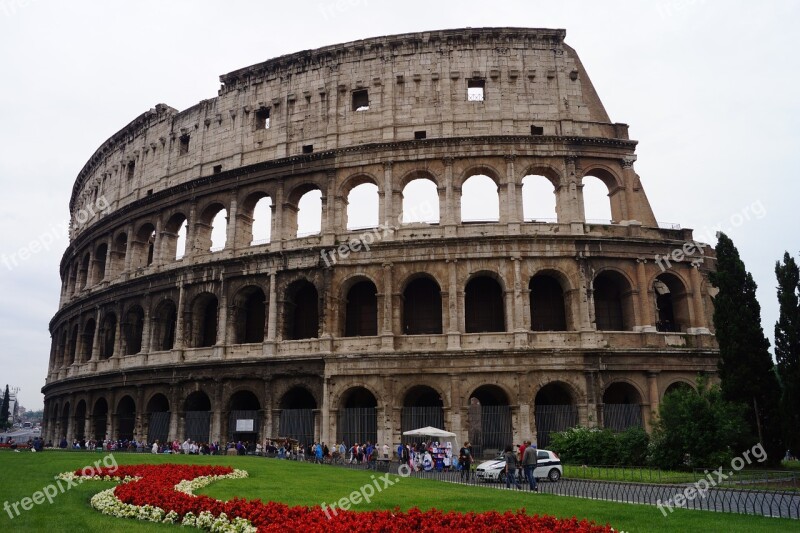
<box><xmin>0</xmin><ymin>450</ymin><xmax>796</xmax><ymax>532</ymax></box>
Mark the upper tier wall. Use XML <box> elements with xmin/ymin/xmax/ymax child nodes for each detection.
<box><xmin>69</xmin><ymin>27</ymin><xmax>626</xmax><ymax>239</ymax></box>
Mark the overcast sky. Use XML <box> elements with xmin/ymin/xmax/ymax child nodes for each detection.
<box><xmin>1</xmin><ymin>1</ymin><xmax>797</xmax><ymax>411</ymax></box>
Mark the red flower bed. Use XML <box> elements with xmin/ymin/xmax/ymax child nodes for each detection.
<box><xmin>77</xmin><ymin>464</ymin><xmax>614</xmax><ymax>532</ymax></box>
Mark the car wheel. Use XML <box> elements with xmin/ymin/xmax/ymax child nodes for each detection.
<box><xmin>548</xmin><ymin>468</ymin><xmax>561</xmax><ymax>482</ymax></box>
<box><xmin>498</xmin><ymin>471</ymin><xmax>506</xmax><ymax>484</ymax></box>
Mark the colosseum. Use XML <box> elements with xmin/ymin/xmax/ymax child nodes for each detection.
<box><xmin>43</xmin><ymin>27</ymin><xmax>718</xmax><ymax>456</ymax></box>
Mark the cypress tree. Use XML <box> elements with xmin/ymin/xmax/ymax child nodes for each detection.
<box><xmin>775</xmin><ymin>252</ymin><xmax>800</xmax><ymax>457</ymax></box>
<box><xmin>0</xmin><ymin>385</ymin><xmax>9</xmax><ymax>429</ymax></box>
<box><xmin>709</xmin><ymin>233</ymin><xmax>782</xmax><ymax>463</ymax></box>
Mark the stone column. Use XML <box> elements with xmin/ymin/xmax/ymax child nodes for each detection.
<box><xmin>271</xmin><ymin>184</ymin><xmax>284</xmax><ymax>251</ymax></box>
<box><xmin>265</xmin><ymin>272</ymin><xmax>278</xmax><ymax>355</ymax></box>
<box><xmin>322</xmin><ymin>169</ymin><xmax>337</xmax><ymax>246</ymax></box>
<box><xmin>381</xmin><ymin>263</ymin><xmax>394</xmax><ymax>351</ymax></box>
<box><xmin>140</xmin><ymin>296</ymin><xmax>152</xmax><ymax>355</ymax></box>
<box><xmin>226</xmin><ymin>191</ymin><xmax>238</xmax><ymax>252</ymax></box>
<box><xmin>448</xmin><ymin>374</ymin><xmax>462</xmax><ymax>444</ymax></box>
<box><xmin>447</xmin><ymin>259</ymin><xmax>460</xmax><ymax>349</ymax></box>
<box><xmin>210</xmin><ymin>381</ymin><xmax>223</xmax><ymax>444</ymax></box>
<box><xmin>503</xmin><ymin>155</ymin><xmax>519</xmax><ymax>232</ymax></box>
<box><xmin>636</xmin><ymin>259</ymin><xmax>655</xmax><ymax>331</ymax></box>
<box><xmin>645</xmin><ymin>371</ymin><xmax>660</xmax><ymax>432</ymax></box>
<box><xmin>443</xmin><ymin>157</ymin><xmax>457</xmax><ymax>236</ymax></box>
<box><xmin>89</xmin><ymin>307</ymin><xmax>102</xmax><ymax>369</ymax></box>
<box><xmin>113</xmin><ymin>303</ymin><xmax>124</xmax><ymax>359</ymax></box>
<box><xmin>689</xmin><ymin>263</ymin><xmax>710</xmax><ymax>333</ymax></box>
<box><xmin>174</xmin><ymin>280</ymin><xmax>185</xmax><ymax>351</ymax></box>
<box><xmin>382</xmin><ymin>161</ymin><xmax>394</xmax><ymax>230</ymax></box>
<box><xmin>168</xmin><ymin>388</ymin><xmax>180</xmax><ymax>442</ymax></box>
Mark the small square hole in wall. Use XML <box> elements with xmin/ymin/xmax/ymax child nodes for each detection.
<box><xmin>302</xmin><ymin>144</ymin><xmax>314</xmax><ymax>154</ymax></box>
<box><xmin>213</xmin><ymin>165</ymin><xmax>222</xmax><ymax>174</ymax></box>
<box><xmin>255</xmin><ymin>107</ymin><xmax>270</xmax><ymax>129</ymax></box>
<box><xmin>531</xmin><ymin>125</ymin><xmax>544</xmax><ymax>135</ymax></box>
<box><xmin>179</xmin><ymin>134</ymin><xmax>190</xmax><ymax>155</ymax></box>
<box><xmin>414</xmin><ymin>130</ymin><xmax>427</xmax><ymax>140</ymax></box>
<box><xmin>146</xmin><ymin>189</ymin><xmax>153</xmax><ymax>196</ymax></box>
<box><xmin>467</xmin><ymin>79</ymin><xmax>485</xmax><ymax>101</ymax></box>
<box><xmin>352</xmin><ymin>89</ymin><xmax>369</xmax><ymax>111</ymax></box>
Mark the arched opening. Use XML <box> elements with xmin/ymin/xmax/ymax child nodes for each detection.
<box><xmin>534</xmin><ymin>383</ymin><xmax>578</xmax><ymax>448</ymax></box>
<box><xmin>284</xmin><ymin>280</ymin><xmax>319</xmax><ymax>340</ymax></box>
<box><xmin>529</xmin><ymin>274</ymin><xmax>568</xmax><ymax>331</ymax></box>
<box><xmin>67</xmin><ymin>325</ymin><xmax>78</xmax><ymax>365</ymax></box>
<box><xmin>228</xmin><ymin>390</ymin><xmax>261</xmax><ymax>443</ymax></box>
<box><xmin>91</xmin><ymin>398</ymin><xmax>108</xmax><ymax>441</ymax></box>
<box><xmin>346</xmin><ymin>182</ymin><xmax>379</xmax><ymax>230</ymax></box>
<box><xmin>593</xmin><ymin>271</ymin><xmax>634</xmax><ymax>331</ymax></box>
<box><xmin>184</xmin><ymin>391</ymin><xmax>211</xmax><ymax>443</ymax></box>
<box><xmin>401</xmin><ymin>385</ymin><xmax>444</xmax><ymax>443</ymax></box>
<box><xmin>279</xmin><ymin>387</ymin><xmax>317</xmax><ymax>445</ymax></box>
<box><xmin>233</xmin><ymin>286</ymin><xmax>267</xmax><ymax>344</ymax></box>
<box><xmin>464</xmin><ymin>275</ymin><xmax>505</xmax><ymax>333</ymax></box>
<box><xmin>402</xmin><ymin>277</ymin><xmax>442</xmax><ymax>334</ymax></box>
<box><xmin>344</xmin><ymin>280</ymin><xmax>378</xmax><ymax>337</ymax></box>
<box><xmin>468</xmin><ymin>385</ymin><xmax>511</xmax><ymax>458</ymax></box>
<box><xmin>116</xmin><ymin>396</ymin><xmax>136</xmax><ymax>441</ymax></box>
<box><xmin>123</xmin><ymin>306</ymin><xmax>144</xmax><ymax>355</ymax></box>
<box><xmin>521</xmin><ymin>174</ymin><xmax>557</xmax><ymax>222</ymax></box>
<box><xmin>582</xmin><ymin>175</ymin><xmax>613</xmax><ymax>224</ymax></box>
<box><xmin>151</xmin><ymin>300</ymin><xmax>177</xmax><ymax>351</ymax></box>
<box><xmin>249</xmin><ymin>195</ymin><xmax>273</xmax><ymax>245</ymax></box>
<box><xmin>338</xmin><ymin>387</ymin><xmax>377</xmax><ymax>446</ymax></box>
<box><xmin>297</xmin><ymin>188</ymin><xmax>322</xmax><ymax>237</ymax></box>
<box><xmin>57</xmin><ymin>331</ymin><xmax>67</xmax><ymax>369</ymax></box>
<box><xmin>191</xmin><ymin>293</ymin><xmax>218</xmax><ymax>348</ymax></box>
<box><xmin>602</xmin><ymin>382</ymin><xmax>643</xmax><ymax>432</ymax></box>
<box><xmin>60</xmin><ymin>402</ymin><xmax>70</xmax><ymax>441</ymax></box>
<box><xmin>131</xmin><ymin>223</ymin><xmax>156</xmax><ymax>269</ymax></box>
<box><xmin>162</xmin><ymin>213</ymin><xmax>188</xmax><ymax>261</ymax></box>
<box><xmin>194</xmin><ymin>203</ymin><xmax>227</xmax><ymax>253</ymax></box>
<box><xmin>461</xmin><ymin>175</ymin><xmax>499</xmax><ymax>223</ymax></box>
<box><xmin>146</xmin><ymin>394</ymin><xmax>170</xmax><ymax>444</ymax></box>
<box><xmin>73</xmin><ymin>400</ymin><xmax>86</xmax><ymax>441</ymax></box>
<box><xmin>654</xmin><ymin>273</ymin><xmax>691</xmax><ymax>333</ymax></box>
<box><xmin>92</xmin><ymin>243</ymin><xmax>108</xmax><ymax>283</ymax></box>
<box><xmin>663</xmin><ymin>381</ymin><xmax>694</xmax><ymax>399</ymax></box>
<box><xmin>210</xmin><ymin>209</ymin><xmax>228</xmax><ymax>252</ymax></box>
<box><xmin>99</xmin><ymin>313</ymin><xmax>116</xmax><ymax>359</ymax></box>
<box><xmin>401</xmin><ymin>178</ymin><xmax>439</xmax><ymax>224</ymax></box>
<box><xmin>110</xmin><ymin>233</ymin><xmax>127</xmax><ymax>278</ymax></box>
<box><xmin>81</xmin><ymin>319</ymin><xmax>96</xmax><ymax>362</ymax></box>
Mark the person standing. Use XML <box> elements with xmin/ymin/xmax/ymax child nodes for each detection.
<box><xmin>503</xmin><ymin>445</ymin><xmax>521</xmax><ymax>490</ymax></box>
<box><xmin>522</xmin><ymin>440</ymin><xmax>538</xmax><ymax>492</ymax></box>
<box><xmin>458</xmin><ymin>441</ymin><xmax>473</xmax><ymax>481</ymax></box>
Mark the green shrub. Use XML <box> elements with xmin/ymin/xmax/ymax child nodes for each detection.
<box><xmin>549</xmin><ymin>426</ymin><xmax>650</xmax><ymax>466</ymax></box>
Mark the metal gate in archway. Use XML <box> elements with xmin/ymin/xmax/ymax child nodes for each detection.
<box><xmin>603</xmin><ymin>404</ymin><xmax>642</xmax><ymax>432</ymax></box>
<box><xmin>338</xmin><ymin>407</ymin><xmax>377</xmax><ymax>446</ymax></box>
<box><xmin>184</xmin><ymin>411</ymin><xmax>211</xmax><ymax>443</ymax></box>
<box><xmin>278</xmin><ymin>409</ymin><xmax>315</xmax><ymax>445</ymax></box>
<box><xmin>535</xmin><ymin>404</ymin><xmax>578</xmax><ymax>448</ymax></box>
<box><xmin>148</xmin><ymin>412</ymin><xmax>170</xmax><ymax>443</ymax></box>
<box><xmin>468</xmin><ymin>405</ymin><xmax>512</xmax><ymax>458</ymax></box>
<box><xmin>401</xmin><ymin>407</ymin><xmax>444</xmax><ymax>444</ymax></box>
<box><xmin>229</xmin><ymin>410</ymin><xmax>260</xmax><ymax>441</ymax></box>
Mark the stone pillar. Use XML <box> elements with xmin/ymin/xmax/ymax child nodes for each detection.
<box><xmin>140</xmin><ymin>296</ymin><xmax>152</xmax><ymax>355</ymax></box>
<box><xmin>583</xmin><ymin>371</ymin><xmax>599</xmax><ymax>428</ymax></box>
<box><xmin>174</xmin><ymin>281</ymin><xmax>186</xmax><ymax>350</ymax></box>
<box><xmin>381</xmin><ymin>263</ymin><xmax>394</xmax><ymax>351</ymax></box>
<box><xmin>636</xmin><ymin>259</ymin><xmax>655</xmax><ymax>331</ymax></box>
<box><xmin>448</xmin><ymin>374</ymin><xmax>462</xmax><ymax>444</ymax></box>
<box><xmin>89</xmin><ymin>307</ymin><xmax>102</xmax><ymax>368</ymax></box>
<box><xmin>168</xmin><ymin>388</ymin><xmax>180</xmax><ymax>441</ymax></box>
<box><xmin>382</xmin><ymin>161</ymin><xmax>394</xmax><ymax>229</ymax></box>
<box><xmin>135</xmin><ymin>388</ymin><xmax>145</xmax><ymax>442</ymax></box>
<box><xmin>265</xmin><ymin>272</ymin><xmax>278</xmax><ymax>355</ymax></box>
<box><xmin>226</xmin><ymin>192</ymin><xmax>238</xmax><ymax>252</ymax></box>
<box><xmin>113</xmin><ymin>303</ymin><xmax>124</xmax><ymax>359</ymax></box>
<box><xmin>447</xmin><ymin>259</ymin><xmax>460</xmax><ymax>349</ymax></box>
<box><xmin>503</xmin><ymin>155</ymin><xmax>520</xmax><ymax>231</ymax></box>
<box><xmin>216</xmin><ymin>279</ymin><xmax>228</xmax><ymax>348</ymax></box>
<box><xmin>210</xmin><ymin>382</ymin><xmax>223</xmax><ymax>443</ymax></box>
<box><xmin>688</xmin><ymin>263</ymin><xmax>710</xmax><ymax>333</ymax></box>
<box><xmin>645</xmin><ymin>371</ymin><xmax>660</xmax><ymax>432</ymax></box>
<box><xmin>562</xmin><ymin>156</ymin><xmax>583</xmax><ymax>226</ymax></box>
<box><xmin>271</xmin><ymin>184</ymin><xmax>284</xmax><ymax>251</ymax></box>
<box><xmin>123</xmin><ymin>223</ymin><xmax>135</xmax><ymax>273</ymax></box>
<box><xmin>322</xmin><ymin>169</ymin><xmax>337</xmax><ymax>246</ymax></box>
<box><xmin>443</xmin><ymin>157</ymin><xmax>457</xmax><ymax>236</ymax></box>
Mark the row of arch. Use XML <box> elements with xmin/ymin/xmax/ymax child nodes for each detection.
<box><xmin>50</xmin><ymin>268</ymin><xmax>694</xmax><ymax>370</ymax></box>
<box><xmin>62</xmin><ymin>161</ymin><xmax>634</xmax><ymax>302</ymax></box>
<box><xmin>45</xmin><ymin>380</ymin><xmax>695</xmax><ymax>449</ymax></box>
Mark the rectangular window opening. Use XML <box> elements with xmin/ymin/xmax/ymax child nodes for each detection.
<box><xmin>352</xmin><ymin>89</ymin><xmax>369</xmax><ymax>111</ymax></box>
<box><xmin>126</xmin><ymin>161</ymin><xmax>135</xmax><ymax>180</ymax></box>
<box><xmin>467</xmin><ymin>79</ymin><xmax>485</xmax><ymax>101</ymax></box>
<box><xmin>531</xmin><ymin>125</ymin><xmax>544</xmax><ymax>135</ymax></box>
<box><xmin>213</xmin><ymin>165</ymin><xmax>222</xmax><ymax>174</ymax></box>
<box><xmin>302</xmin><ymin>144</ymin><xmax>314</xmax><ymax>154</ymax></box>
<box><xmin>255</xmin><ymin>107</ymin><xmax>271</xmax><ymax>129</ymax></box>
<box><xmin>179</xmin><ymin>134</ymin><xmax>190</xmax><ymax>155</ymax></box>
<box><xmin>414</xmin><ymin>130</ymin><xmax>427</xmax><ymax>140</ymax></box>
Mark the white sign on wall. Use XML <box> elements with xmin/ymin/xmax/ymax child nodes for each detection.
<box><xmin>235</xmin><ymin>419</ymin><xmax>254</xmax><ymax>432</ymax></box>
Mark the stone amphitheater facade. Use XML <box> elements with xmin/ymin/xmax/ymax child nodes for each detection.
<box><xmin>42</xmin><ymin>28</ymin><xmax>718</xmax><ymax>455</ymax></box>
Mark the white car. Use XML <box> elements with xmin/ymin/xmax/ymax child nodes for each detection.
<box><xmin>475</xmin><ymin>449</ymin><xmax>562</xmax><ymax>482</ymax></box>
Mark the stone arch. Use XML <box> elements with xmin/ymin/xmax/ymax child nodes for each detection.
<box><xmin>92</xmin><ymin>242</ymin><xmax>108</xmax><ymax>284</ymax></box>
<box><xmin>455</xmin><ymin>164</ymin><xmax>502</xmax><ymax>189</ymax></box>
<box><xmin>464</xmin><ymin>272</ymin><xmax>506</xmax><ymax>333</ymax></box>
<box><xmin>145</xmin><ymin>392</ymin><xmax>170</xmax><ymax>444</ymax></box>
<box><xmin>663</xmin><ymin>379</ymin><xmax>696</xmax><ymax>400</ymax></box>
<box><xmin>337</xmin><ymin>386</ymin><xmax>378</xmax><ymax>446</ymax></box>
<box><xmin>396</xmin><ymin>169</ymin><xmax>440</xmax><ymax>190</ymax></box>
<box><xmin>529</xmin><ymin>271</ymin><xmax>569</xmax><ymax>331</ymax></box>
<box><xmin>534</xmin><ymin>381</ymin><xmax>579</xmax><ymax>448</ymax></box>
<box><xmin>91</xmin><ymin>397</ymin><xmax>109</xmax><ymax>441</ymax></box>
<box><xmin>183</xmin><ymin>390</ymin><xmax>212</xmax><ymax>443</ymax></box>
<box><xmin>339</xmin><ymin>172</ymin><xmax>380</xmax><ymax>198</ymax></box>
<box><xmin>400</xmin><ymin>170</ymin><xmax>440</xmax><ymax>224</ymax></box>
<box><xmin>115</xmin><ymin>395</ymin><xmax>136</xmax><ymax>441</ymax></box>
<box><xmin>123</xmin><ymin>305</ymin><xmax>145</xmax><ymax>355</ymax></box>
<box><xmin>592</xmin><ymin>269</ymin><xmax>636</xmax><ymax>331</ymax></box>
<box><xmin>345</xmin><ymin>182</ymin><xmax>380</xmax><ymax>230</ymax></box>
<box><xmin>401</xmin><ymin>274</ymin><xmax>443</xmax><ymax>335</ymax></box>
<box><xmin>521</xmin><ymin>168</ymin><xmax>560</xmax><ymax>222</ymax></box>
<box><xmin>652</xmin><ymin>272</ymin><xmax>692</xmax><ymax>332</ymax></box>
<box><xmin>81</xmin><ymin>318</ymin><xmax>96</xmax><ymax>362</ymax></box>
<box><xmin>278</xmin><ymin>386</ymin><xmax>317</xmax><ymax>445</ymax></box>
<box><xmin>99</xmin><ymin>311</ymin><xmax>117</xmax><ymax>359</ymax></box>
<box><xmin>60</xmin><ymin>401</ymin><xmax>71</xmax><ymax>441</ymax></box>
<box><xmin>109</xmin><ymin>231</ymin><xmax>128</xmax><ymax>278</ymax></box>
<box><xmin>580</xmin><ymin>165</ymin><xmax>624</xmax><ymax>224</ymax></box>
<box><xmin>130</xmin><ymin>222</ymin><xmax>157</xmax><ymax>269</ymax></box>
<box><xmin>78</xmin><ymin>251</ymin><xmax>90</xmax><ymax>290</ymax></box>
<box><xmin>67</xmin><ymin>324</ymin><xmax>79</xmax><ymax>365</ymax></box>
<box><xmin>162</xmin><ymin>212</ymin><xmax>188</xmax><ymax>261</ymax></box>
<box><xmin>283</xmin><ymin>279</ymin><xmax>319</xmax><ymax>340</ymax></box>
<box><xmin>239</xmin><ymin>191</ymin><xmax>273</xmax><ymax>247</ymax></box>
<box><xmin>231</xmin><ymin>285</ymin><xmax>267</xmax><ymax>344</ymax></box>
<box><xmin>73</xmin><ymin>399</ymin><xmax>87</xmax><ymax>441</ymax></box>
<box><xmin>151</xmin><ymin>299</ymin><xmax>177</xmax><ymax>351</ymax></box>
<box><xmin>189</xmin><ymin>292</ymin><xmax>219</xmax><ymax>348</ymax></box>
<box><xmin>467</xmin><ymin>384</ymin><xmax>512</xmax><ymax>457</ymax></box>
<box><xmin>342</xmin><ymin>277</ymin><xmax>378</xmax><ymax>337</ymax></box>
<box><xmin>401</xmin><ymin>384</ymin><xmax>446</xmax><ymax>442</ymax></box>
<box><xmin>518</xmin><ymin>164</ymin><xmax>562</xmax><ymax>188</ymax></box>
<box><xmin>286</xmin><ymin>182</ymin><xmax>324</xmax><ymax>238</ymax></box>
<box><xmin>461</xmin><ymin>173</ymin><xmax>499</xmax><ymax>223</ymax></box>
<box><xmin>228</xmin><ymin>389</ymin><xmax>262</xmax><ymax>442</ymax></box>
<box><xmin>602</xmin><ymin>380</ymin><xmax>644</xmax><ymax>432</ymax></box>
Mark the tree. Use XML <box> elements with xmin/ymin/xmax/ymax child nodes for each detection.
<box><xmin>775</xmin><ymin>252</ymin><xmax>800</xmax><ymax>456</ymax></box>
<box><xmin>709</xmin><ymin>233</ymin><xmax>782</xmax><ymax>463</ymax></box>
<box><xmin>0</xmin><ymin>385</ymin><xmax>9</xmax><ymax>430</ymax></box>
<box><xmin>650</xmin><ymin>376</ymin><xmax>750</xmax><ymax>469</ymax></box>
